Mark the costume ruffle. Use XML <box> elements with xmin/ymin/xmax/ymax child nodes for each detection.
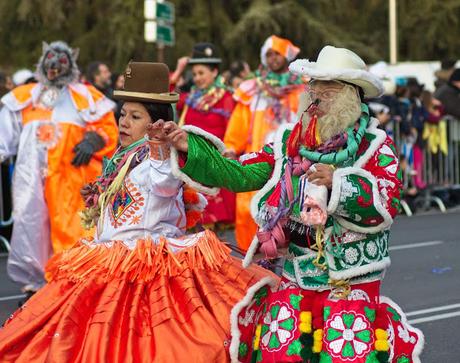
<box><xmin>0</xmin><ymin>231</ymin><xmax>273</xmax><ymax>363</ymax></box>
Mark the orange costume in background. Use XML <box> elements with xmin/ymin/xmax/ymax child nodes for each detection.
<box><xmin>0</xmin><ymin>82</ymin><xmax>117</xmax><ymax>290</ymax></box>
<box><xmin>224</xmin><ymin>35</ymin><xmax>303</xmax><ymax>250</ymax></box>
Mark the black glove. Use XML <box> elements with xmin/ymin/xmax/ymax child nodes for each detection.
<box><xmin>71</xmin><ymin>131</ymin><xmax>105</xmax><ymax>166</ymax></box>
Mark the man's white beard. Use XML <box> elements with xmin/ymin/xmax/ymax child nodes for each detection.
<box><xmin>301</xmin><ymin>85</ymin><xmax>362</xmax><ymax>143</ymax></box>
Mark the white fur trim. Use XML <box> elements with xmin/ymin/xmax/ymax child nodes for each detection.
<box><xmin>328</xmin><ymin>256</ymin><xmax>391</xmax><ymax>280</ymax></box>
<box><xmin>354</xmin><ymin>118</ymin><xmax>387</xmax><ymax>168</ymax></box>
<box><xmin>380</xmin><ymin>296</ymin><xmax>425</xmax><ymax>363</ymax></box>
<box><xmin>250</xmin><ymin>123</ymin><xmax>294</xmax><ymax>223</ymax></box>
<box><xmin>327</xmin><ymin>166</ymin><xmax>393</xmax><ymax>234</ymax></box>
<box><xmin>229</xmin><ymin>276</ymin><xmax>278</xmax><ymax>363</ymax></box>
<box><xmin>242</xmin><ymin>235</ymin><xmax>260</xmax><ymax>268</ymax></box>
<box><xmin>289</xmin><ymin>59</ymin><xmax>384</xmax><ymax>98</ymax></box>
<box><xmin>182</xmin><ymin>125</ymin><xmax>226</xmax><ymax>153</ymax></box>
<box><xmin>170</xmin><ymin>124</ymin><xmax>228</xmax><ymax>196</ymax></box>
<box><xmin>170</xmin><ymin>147</ymin><xmax>219</xmax><ymax>196</ymax></box>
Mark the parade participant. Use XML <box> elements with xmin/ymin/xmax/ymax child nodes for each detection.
<box><xmin>0</xmin><ymin>62</ymin><xmax>272</xmax><ymax>363</ymax></box>
<box><xmin>224</xmin><ymin>35</ymin><xmax>303</xmax><ymax>251</ymax></box>
<box><xmin>177</xmin><ymin>43</ymin><xmax>236</xmax><ymax>228</ymax></box>
<box><xmin>165</xmin><ymin>45</ymin><xmax>424</xmax><ymax>362</ymax></box>
<box><xmin>0</xmin><ymin>41</ymin><xmax>118</xmax><ymax>296</ymax></box>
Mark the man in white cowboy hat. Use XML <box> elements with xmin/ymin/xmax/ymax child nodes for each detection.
<box><xmin>163</xmin><ymin>45</ymin><xmax>424</xmax><ymax>362</ymax></box>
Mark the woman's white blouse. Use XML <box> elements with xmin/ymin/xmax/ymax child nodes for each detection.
<box><xmin>96</xmin><ymin>157</ymin><xmax>186</xmax><ymax>249</ymax></box>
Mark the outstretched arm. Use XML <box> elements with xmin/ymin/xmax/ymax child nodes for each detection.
<box><xmin>164</xmin><ymin>122</ymin><xmax>274</xmax><ymax>193</ymax></box>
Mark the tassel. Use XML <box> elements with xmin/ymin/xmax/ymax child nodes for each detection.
<box><xmin>286</xmin><ymin>121</ymin><xmax>303</xmax><ymax>157</ymax></box>
<box><xmin>304</xmin><ymin>114</ymin><xmax>320</xmax><ymax>149</ymax></box>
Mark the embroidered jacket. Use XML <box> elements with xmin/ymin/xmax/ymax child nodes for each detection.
<box><xmin>174</xmin><ymin>118</ymin><xmax>402</xmax><ymax>290</ymax></box>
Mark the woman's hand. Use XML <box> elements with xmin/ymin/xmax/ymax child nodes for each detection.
<box><xmin>163</xmin><ymin>121</ymin><xmax>189</xmax><ymax>152</ymax></box>
<box><xmin>306</xmin><ymin>163</ymin><xmax>334</xmax><ymax>189</ymax></box>
<box><xmin>146</xmin><ymin>120</ymin><xmax>168</xmax><ymax>142</ymax></box>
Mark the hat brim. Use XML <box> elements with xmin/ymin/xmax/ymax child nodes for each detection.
<box><xmin>113</xmin><ymin>90</ymin><xmax>179</xmax><ymax>103</ymax></box>
<box><xmin>289</xmin><ymin>59</ymin><xmax>384</xmax><ymax>98</ymax></box>
<box><xmin>187</xmin><ymin>58</ymin><xmax>222</xmax><ymax>65</ymax></box>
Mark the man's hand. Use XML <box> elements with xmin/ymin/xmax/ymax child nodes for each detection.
<box><xmin>306</xmin><ymin>163</ymin><xmax>334</xmax><ymax>189</ymax></box>
<box><xmin>163</xmin><ymin>121</ymin><xmax>189</xmax><ymax>152</ymax></box>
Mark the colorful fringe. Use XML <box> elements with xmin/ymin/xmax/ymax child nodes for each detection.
<box><xmin>45</xmin><ymin>230</ymin><xmax>231</xmax><ymax>283</ymax></box>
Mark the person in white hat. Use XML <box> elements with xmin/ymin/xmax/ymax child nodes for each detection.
<box><xmin>223</xmin><ymin>35</ymin><xmax>303</xmax><ymax>253</ymax></box>
<box><xmin>11</xmin><ymin>69</ymin><xmax>35</xmax><ymax>86</ymax></box>
<box><xmin>161</xmin><ymin>45</ymin><xmax>424</xmax><ymax>363</ymax></box>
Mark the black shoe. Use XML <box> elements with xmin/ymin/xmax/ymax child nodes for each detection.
<box><xmin>18</xmin><ymin>290</ymin><xmax>36</xmax><ymax>307</ymax></box>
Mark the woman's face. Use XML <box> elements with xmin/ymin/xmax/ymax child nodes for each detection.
<box><xmin>118</xmin><ymin>102</ymin><xmax>152</xmax><ymax>147</ymax></box>
<box><xmin>192</xmin><ymin>64</ymin><xmax>218</xmax><ymax>90</ymax></box>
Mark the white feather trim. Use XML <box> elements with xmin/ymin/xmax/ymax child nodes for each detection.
<box><xmin>242</xmin><ymin>235</ymin><xmax>259</xmax><ymax>268</ymax></box>
<box><xmin>170</xmin><ymin>125</ymin><xmax>228</xmax><ymax>196</ymax></box>
<box><xmin>354</xmin><ymin>118</ymin><xmax>387</xmax><ymax>168</ymax></box>
<box><xmin>327</xmin><ymin>257</ymin><xmax>391</xmax><ymax>280</ymax></box>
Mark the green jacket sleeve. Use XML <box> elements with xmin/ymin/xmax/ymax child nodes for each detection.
<box><xmin>180</xmin><ymin>133</ymin><xmax>273</xmax><ymax>192</ymax></box>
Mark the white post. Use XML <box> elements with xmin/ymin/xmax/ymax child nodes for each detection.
<box><xmin>389</xmin><ymin>0</ymin><xmax>398</xmax><ymax>64</ymax></box>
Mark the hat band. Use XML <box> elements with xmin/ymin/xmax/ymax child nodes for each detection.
<box><xmin>188</xmin><ymin>57</ymin><xmax>222</xmax><ymax>64</ymax></box>
<box><xmin>113</xmin><ymin>90</ymin><xmax>179</xmax><ymax>102</ymax></box>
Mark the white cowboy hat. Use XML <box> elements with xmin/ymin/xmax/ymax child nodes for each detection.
<box><xmin>289</xmin><ymin>45</ymin><xmax>384</xmax><ymax>98</ymax></box>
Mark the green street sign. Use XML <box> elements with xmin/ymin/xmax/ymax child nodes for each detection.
<box><xmin>157</xmin><ymin>23</ymin><xmax>175</xmax><ymax>46</ymax></box>
<box><xmin>157</xmin><ymin>1</ymin><xmax>174</xmax><ymax>23</ymax></box>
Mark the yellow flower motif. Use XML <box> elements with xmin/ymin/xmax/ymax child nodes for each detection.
<box><xmin>253</xmin><ymin>324</ymin><xmax>262</xmax><ymax>350</ymax></box>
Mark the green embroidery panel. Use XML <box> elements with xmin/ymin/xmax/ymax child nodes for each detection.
<box><xmin>283</xmin><ymin>243</ymin><xmax>330</xmax><ymax>290</ymax></box>
<box><xmin>327</xmin><ymin>231</ymin><xmax>389</xmax><ymax>273</ymax></box>
<box><xmin>338</xmin><ymin>173</ymin><xmax>384</xmax><ymax>228</ymax></box>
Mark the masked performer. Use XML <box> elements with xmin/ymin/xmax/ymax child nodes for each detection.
<box><xmin>0</xmin><ymin>62</ymin><xmax>272</xmax><ymax>363</ymax></box>
<box><xmin>0</xmin><ymin>41</ymin><xmax>118</xmax><ymax>295</ymax></box>
<box><xmin>164</xmin><ymin>46</ymin><xmax>424</xmax><ymax>363</ymax></box>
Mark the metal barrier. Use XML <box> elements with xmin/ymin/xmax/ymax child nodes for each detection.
<box><xmin>391</xmin><ymin>116</ymin><xmax>460</xmax><ymax>215</ymax></box>
<box><xmin>0</xmin><ymin>158</ymin><xmax>14</xmax><ymax>252</ymax></box>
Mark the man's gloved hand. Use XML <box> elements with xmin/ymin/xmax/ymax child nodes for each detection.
<box><xmin>71</xmin><ymin>131</ymin><xmax>105</xmax><ymax>166</ymax></box>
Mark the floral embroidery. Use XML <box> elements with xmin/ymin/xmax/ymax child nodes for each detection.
<box><xmin>397</xmin><ymin>325</ymin><xmax>416</xmax><ymax>344</ymax></box>
<box><xmin>365</xmin><ymin>241</ymin><xmax>378</xmax><ymax>257</ymax></box>
<box><xmin>110</xmin><ymin>179</ymin><xmax>144</xmax><ymax>228</ymax></box>
<box><xmin>324</xmin><ymin>311</ymin><xmax>373</xmax><ymax>360</ymax></box>
<box><xmin>344</xmin><ymin>247</ymin><xmax>360</xmax><ymax>264</ymax></box>
<box><xmin>260</xmin><ymin>302</ymin><xmax>297</xmax><ymax>352</ymax></box>
<box><xmin>36</xmin><ymin>122</ymin><xmax>61</xmax><ymax>148</ymax></box>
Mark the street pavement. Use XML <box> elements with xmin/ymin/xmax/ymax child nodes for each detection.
<box><xmin>1</xmin><ymin>210</ymin><xmax>459</xmax><ymax>362</ymax></box>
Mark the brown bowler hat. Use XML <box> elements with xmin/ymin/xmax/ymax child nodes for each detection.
<box><xmin>113</xmin><ymin>62</ymin><xmax>179</xmax><ymax>103</ymax></box>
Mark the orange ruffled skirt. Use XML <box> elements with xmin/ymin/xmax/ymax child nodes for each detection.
<box><xmin>0</xmin><ymin>231</ymin><xmax>273</xmax><ymax>363</ymax></box>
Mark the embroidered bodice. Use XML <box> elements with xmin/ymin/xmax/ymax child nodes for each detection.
<box><xmin>96</xmin><ymin>157</ymin><xmax>186</xmax><ymax>248</ymax></box>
